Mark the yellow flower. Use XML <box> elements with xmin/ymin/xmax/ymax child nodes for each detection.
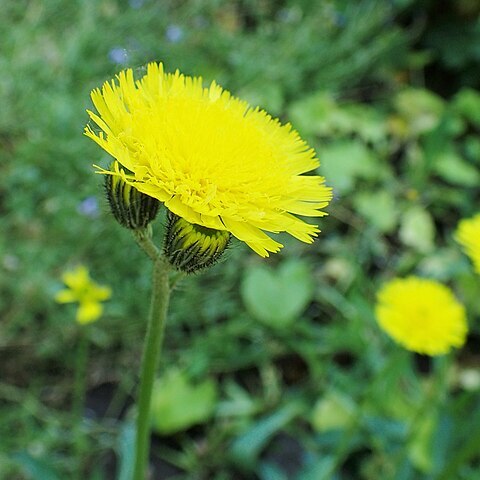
<box><xmin>55</xmin><ymin>266</ymin><xmax>111</xmax><ymax>324</ymax></box>
<box><xmin>85</xmin><ymin>62</ymin><xmax>332</xmax><ymax>257</ymax></box>
<box><xmin>455</xmin><ymin>214</ymin><xmax>480</xmax><ymax>274</ymax></box>
<box><xmin>375</xmin><ymin>276</ymin><xmax>467</xmax><ymax>356</ymax></box>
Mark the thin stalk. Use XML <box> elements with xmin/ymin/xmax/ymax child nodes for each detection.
<box><xmin>72</xmin><ymin>332</ymin><xmax>89</xmax><ymax>479</ymax></box>
<box><xmin>133</xmin><ymin>256</ymin><xmax>171</xmax><ymax>480</ymax></box>
<box><xmin>388</xmin><ymin>355</ymin><xmax>449</xmax><ymax>479</ymax></box>
<box><xmin>133</xmin><ymin>227</ymin><xmax>160</xmax><ymax>261</ymax></box>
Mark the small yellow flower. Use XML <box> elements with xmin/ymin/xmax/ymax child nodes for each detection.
<box><xmin>455</xmin><ymin>214</ymin><xmax>480</xmax><ymax>274</ymax></box>
<box><xmin>85</xmin><ymin>62</ymin><xmax>332</xmax><ymax>257</ymax></box>
<box><xmin>375</xmin><ymin>276</ymin><xmax>467</xmax><ymax>356</ymax></box>
<box><xmin>55</xmin><ymin>265</ymin><xmax>111</xmax><ymax>324</ymax></box>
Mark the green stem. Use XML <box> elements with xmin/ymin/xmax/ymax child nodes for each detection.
<box><xmin>388</xmin><ymin>354</ymin><xmax>449</xmax><ymax>479</ymax></box>
<box><xmin>133</xmin><ymin>227</ymin><xmax>160</xmax><ymax>261</ymax></box>
<box><xmin>133</xmin><ymin>256</ymin><xmax>171</xmax><ymax>480</ymax></box>
<box><xmin>72</xmin><ymin>332</ymin><xmax>89</xmax><ymax>479</ymax></box>
<box><xmin>170</xmin><ymin>271</ymin><xmax>186</xmax><ymax>289</ymax></box>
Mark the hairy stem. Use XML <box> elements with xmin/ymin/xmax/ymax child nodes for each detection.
<box><xmin>133</xmin><ymin>227</ymin><xmax>160</xmax><ymax>261</ymax></box>
<box><xmin>133</xmin><ymin>256</ymin><xmax>171</xmax><ymax>480</ymax></box>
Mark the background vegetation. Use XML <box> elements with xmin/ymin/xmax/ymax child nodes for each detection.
<box><xmin>1</xmin><ymin>0</ymin><xmax>480</xmax><ymax>478</ymax></box>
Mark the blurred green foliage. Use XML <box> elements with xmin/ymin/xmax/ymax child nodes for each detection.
<box><xmin>150</xmin><ymin>369</ymin><xmax>218</xmax><ymax>435</ymax></box>
<box><xmin>241</xmin><ymin>259</ymin><xmax>314</xmax><ymax>328</ymax></box>
<box><xmin>1</xmin><ymin>0</ymin><xmax>480</xmax><ymax>479</ymax></box>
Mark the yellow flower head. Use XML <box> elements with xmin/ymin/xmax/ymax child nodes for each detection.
<box><xmin>85</xmin><ymin>63</ymin><xmax>332</xmax><ymax>257</ymax></box>
<box><xmin>455</xmin><ymin>214</ymin><xmax>480</xmax><ymax>274</ymax></box>
<box><xmin>375</xmin><ymin>276</ymin><xmax>467</xmax><ymax>356</ymax></box>
<box><xmin>55</xmin><ymin>265</ymin><xmax>111</xmax><ymax>324</ymax></box>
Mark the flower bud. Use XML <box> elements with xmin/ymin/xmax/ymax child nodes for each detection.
<box><xmin>164</xmin><ymin>212</ymin><xmax>230</xmax><ymax>273</ymax></box>
<box><xmin>104</xmin><ymin>162</ymin><xmax>160</xmax><ymax>229</ymax></box>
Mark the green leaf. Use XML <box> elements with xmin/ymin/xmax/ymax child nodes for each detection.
<box><xmin>150</xmin><ymin>369</ymin><xmax>218</xmax><ymax>435</ymax></box>
<box><xmin>394</xmin><ymin>89</ymin><xmax>445</xmax><ymax>135</ymax></box>
<box><xmin>230</xmin><ymin>402</ymin><xmax>303</xmax><ymax>468</ymax></box>
<box><xmin>217</xmin><ymin>381</ymin><xmax>260</xmax><ymax>418</ymax></box>
<box><xmin>434</xmin><ymin>150</ymin><xmax>480</xmax><ymax>186</ymax></box>
<box><xmin>241</xmin><ymin>259</ymin><xmax>314</xmax><ymax>328</ymax></box>
<box><xmin>417</xmin><ymin>248</ymin><xmax>463</xmax><ymax>281</ymax></box>
<box><xmin>311</xmin><ymin>392</ymin><xmax>356</xmax><ymax>432</ymax></box>
<box><xmin>354</xmin><ymin>190</ymin><xmax>399</xmax><ymax>233</ymax></box>
<box><xmin>318</xmin><ymin>140</ymin><xmax>379</xmax><ymax>194</ymax></box>
<box><xmin>11</xmin><ymin>452</ymin><xmax>61</xmax><ymax>480</ymax></box>
<box><xmin>287</xmin><ymin>92</ymin><xmax>338</xmax><ymax>137</ymax></box>
<box><xmin>288</xmin><ymin>93</ymin><xmax>387</xmax><ymax>144</ymax></box>
<box><xmin>464</xmin><ymin>136</ymin><xmax>480</xmax><ymax>164</ymax></box>
<box><xmin>453</xmin><ymin>88</ymin><xmax>480</xmax><ymax>127</ymax></box>
<box><xmin>399</xmin><ymin>206</ymin><xmax>435</xmax><ymax>253</ymax></box>
<box><xmin>342</xmin><ymin>104</ymin><xmax>388</xmax><ymax>144</ymax></box>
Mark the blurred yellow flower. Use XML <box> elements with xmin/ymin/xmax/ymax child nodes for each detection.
<box><xmin>455</xmin><ymin>214</ymin><xmax>480</xmax><ymax>274</ymax></box>
<box><xmin>375</xmin><ymin>276</ymin><xmax>467</xmax><ymax>356</ymax></box>
<box><xmin>85</xmin><ymin>62</ymin><xmax>332</xmax><ymax>257</ymax></box>
<box><xmin>55</xmin><ymin>265</ymin><xmax>111</xmax><ymax>324</ymax></box>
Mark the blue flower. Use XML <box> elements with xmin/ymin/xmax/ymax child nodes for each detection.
<box><xmin>77</xmin><ymin>196</ymin><xmax>99</xmax><ymax>217</ymax></box>
<box><xmin>108</xmin><ymin>47</ymin><xmax>129</xmax><ymax>65</ymax></box>
<box><xmin>165</xmin><ymin>25</ymin><xmax>184</xmax><ymax>43</ymax></box>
